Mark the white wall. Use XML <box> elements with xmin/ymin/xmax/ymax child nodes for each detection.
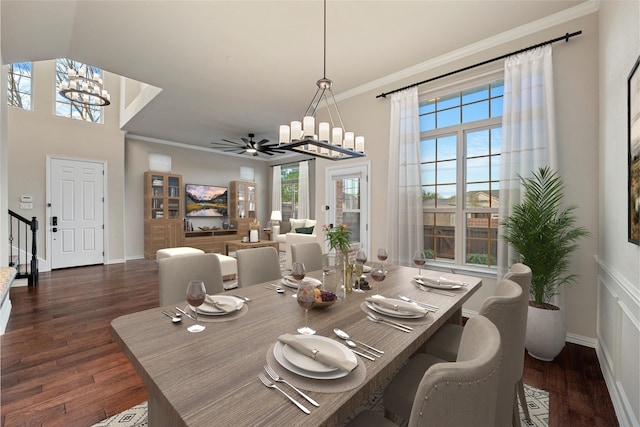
<box><xmin>597</xmin><ymin>1</ymin><xmax>640</xmax><ymax>425</ymax></box>
<box><xmin>7</xmin><ymin>60</ymin><xmax>126</xmax><ymax>266</ymax></box>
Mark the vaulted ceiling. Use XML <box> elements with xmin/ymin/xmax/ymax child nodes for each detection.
<box><xmin>1</xmin><ymin>0</ymin><xmax>586</xmax><ymax>156</ymax></box>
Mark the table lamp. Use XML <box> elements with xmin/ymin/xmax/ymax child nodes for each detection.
<box><xmin>270</xmin><ymin>210</ymin><xmax>282</xmax><ymax>240</ymax></box>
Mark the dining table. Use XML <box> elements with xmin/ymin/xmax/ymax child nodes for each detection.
<box><xmin>111</xmin><ymin>264</ymin><xmax>481</xmax><ymax>426</ymax></box>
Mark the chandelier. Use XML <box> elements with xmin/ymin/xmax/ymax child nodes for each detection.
<box><xmin>58</xmin><ymin>67</ymin><xmax>111</xmax><ymax>107</ymax></box>
<box><xmin>278</xmin><ymin>0</ymin><xmax>365</xmax><ymax>161</ymax></box>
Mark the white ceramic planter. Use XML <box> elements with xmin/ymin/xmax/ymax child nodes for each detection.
<box><xmin>525</xmin><ymin>303</ymin><xmax>566</xmax><ymax>361</ymax></box>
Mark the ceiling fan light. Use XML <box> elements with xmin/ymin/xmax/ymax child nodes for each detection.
<box><xmin>246</xmin><ymin>148</ymin><xmax>257</xmax><ymax>154</ymax></box>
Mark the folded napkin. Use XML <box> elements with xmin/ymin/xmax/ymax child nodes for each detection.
<box><xmin>278</xmin><ymin>333</ymin><xmax>357</xmax><ymax>372</ymax></box>
<box><xmin>204</xmin><ymin>295</ymin><xmax>236</xmax><ymax>313</ymax></box>
<box><xmin>365</xmin><ymin>297</ymin><xmax>428</xmax><ymax>315</ymax></box>
<box><xmin>421</xmin><ymin>277</ymin><xmax>461</xmax><ymax>287</ymax></box>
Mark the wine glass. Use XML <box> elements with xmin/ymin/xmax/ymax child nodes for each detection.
<box><xmin>294</xmin><ymin>263</ymin><xmax>316</xmax><ymax>335</ymax></box>
<box><xmin>370</xmin><ymin>262</ymin><xmax>386</xmax><ymax>298</ymax></box>
<box><xmin>186</xmin><ymin>280</ymin><xmax>206</xmax><ymax>333</ymax></box>
<box><xmin>413</xmin><ymin>251</ymin><xmax>427</xmax><ymax>278</ymax></box>
<box><xmin>377</xmin><ymin>248</ymin><xmax>388</xmax><ymax>262</ymax></box>
<box><xmin>353</xmin><ymin>250</ymin><xmax>367</xmax><ymax>293</ymax></box>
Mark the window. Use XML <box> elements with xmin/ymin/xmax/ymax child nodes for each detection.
<box><xmin>281</xmin><ymin>166</ymin><xmax>299</xmax><ymax>221</ymax></box>
<box><xmin>55</xmin><ymin>59</ymin><xmax>103</xmax><ymax>122</ymax></box>
<box><xmin>7</xmin><ymin>62</ymin><xmax>32</xmax><ymax>110</ymax></box>
<box><xmin>419</xmin><ymin>78</ymin><xmax>503</xmax><ymax>268</ymax></box>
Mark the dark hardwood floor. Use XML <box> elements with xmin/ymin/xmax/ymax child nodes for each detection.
<box><xmin>1</xmin><ymin>260</ymin><xmax>618</xmax><ymax>426</ymax></box>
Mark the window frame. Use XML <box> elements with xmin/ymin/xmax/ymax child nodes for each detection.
<box><xmin>7</xmin><ymin>62</ymin><xmax>33</xmax><ymax>110</ymax></box>
<box><xmin>418</xmin><ymin>71</ymin><xmax>503</xmax><ymax>272</ymax></box>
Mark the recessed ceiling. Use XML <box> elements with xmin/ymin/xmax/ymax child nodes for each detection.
<box><xmin>1</xmin><ymin>0</ymin><xmax>588</xmax><ymax>158</ymax></box>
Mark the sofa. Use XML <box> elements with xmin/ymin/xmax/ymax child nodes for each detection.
<box><xmin>275</xmin><ymin>219</ymin><xmax>319</xmax><ymax>268</ymax></box>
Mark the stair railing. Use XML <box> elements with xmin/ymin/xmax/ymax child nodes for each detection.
<box><xmin>8</xmin><ymin>210</ymin><xmax>38</xmax><ymax>286</ymax></box>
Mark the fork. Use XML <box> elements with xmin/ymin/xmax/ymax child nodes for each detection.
<box><xmin>397</xmin><ymin>295</ymin><xmax>439</xmax><ymax>311</ymax></box>
<box><xmin>264</xmin><ymin>364</ymin><xmax>319</xmax><ymax>407</ymax></box>
<box><xmin>258</xmin><ymin>373</ymin><xmax>311</xmax><ymax>414</ymax></box>
<box><xmin>366</xmin><ymin>314</ymin><xmax>412</xmax><ymax>333</ymax></box>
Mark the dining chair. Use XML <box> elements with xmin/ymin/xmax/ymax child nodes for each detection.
<box><xmin>158</xmin><ymin>253</ymin><xmax>224</xmax><ymax>306</ymax></box>
<box><xmin>503</xmin><ymin>263</ymin><xmax>533</xmax><ymax>425</ymax></box>
<box><xmin>416</xmin><ymin>277</ymin><xmax>527</xmax><ymax>427</ymax></box>
<box><xmin>290</xmin><ymin>242</ymin><xmax>323</xmax><ymax>272</ymax></box>
<box><xmin>348</xmin><ymin>315</ymin><xmax>503</xmax><ymax>427</ymax></box>
<box><xmin>236</xmin><ymin>246</ymin><xmax>282</xmax><ymax>288</ymax></box>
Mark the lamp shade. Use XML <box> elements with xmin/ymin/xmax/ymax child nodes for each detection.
<box><xmin>270</xmin><ymin>210</ymin><xmax>282</xmax><ymax>222</ymax></box>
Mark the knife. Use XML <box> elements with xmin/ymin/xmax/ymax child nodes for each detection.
<box><xmin>175</xmin><ymin>306</ymin><xmax>196</xmax><ymax>321</ymax></box>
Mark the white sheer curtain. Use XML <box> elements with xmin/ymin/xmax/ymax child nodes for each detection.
<box><xmin>298</xmin><ymin>161</ymin><xmax>309</xmax><ymax>219</ymax></box>
<box><xmin>272</xmin><ymin>165</ymin><xmax>282</xmax><ymax>214</ymax></box>
<box><xmin>498</xmin><ymin>45</ymin><xmax>557</xmax><ymax>278</ymax></box>
<box><xmin>386</xmin><ymin>88</ymin><xmax>423</xmax><ymax>266</ymax></box>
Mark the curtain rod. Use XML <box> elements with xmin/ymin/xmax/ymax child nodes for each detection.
<box><xmin>376</xmin><ymin>30</ymin><xmax>582</xmax><ymax>99</ymax></box>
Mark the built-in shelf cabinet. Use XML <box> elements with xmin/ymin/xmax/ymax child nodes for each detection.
<box><xmin>144</xmin><ymin>171</ymin><xmax>183</xmax><ymax>259</ymax></box>
<box><xmin>229</xmin><ymin>180</ymin><xmax>257</xmax><ymax>237</ymax></box>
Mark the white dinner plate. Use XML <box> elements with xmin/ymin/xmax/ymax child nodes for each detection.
<box><xmin>281</xmin><ymin>276</ymin><xmax>322</xmax><ymax>289</ymax></box>
<box><xmin>415</xmin><ymin>276</ymin><xmax>462</xmax><ymax>290</ymax></box>
<box><xmin>189</xmin><ymin>295</ymin><xmax>243</xmax><ymax>316</ymax></box>
<box><xmin>273</xmin><ymin>335</ymin><xmax>357</xmax><ymax>380</ymax></box>
<box><xmin>282</xmin><ymin>335</ymin><xmax>343</xmax><ymax>373</ymax></box>
<box><xmin>366</xmin><ymin>300</ymin><xmax>425</xmax><ymax>319</ymax></box>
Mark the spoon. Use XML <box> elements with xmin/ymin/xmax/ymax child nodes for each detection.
<box><xmin>232</xmin><ymin>294</ymin><xmax>251</xmax><ymax>302</ymax></box>
<box><xmin>264</xmin><ymin>284</ymin><xmax>286</xmax><ymax>294</ymax></box>
<box><xmin>162</xmin><ymin>311</ymin><xmax>181</xmax><ymax>323</ymax></box>
<box><xmin>333</xmin><ymin>328</ymin><xmax>384</xmax><ymax>354</ymax></box>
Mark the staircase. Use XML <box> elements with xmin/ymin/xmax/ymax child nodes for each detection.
<box><xmin>8</xmin><ymin>210</ymin><xmax>38</xmax><ymax>286</ymax></box>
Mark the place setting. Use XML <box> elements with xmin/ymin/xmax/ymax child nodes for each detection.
<box><xmin>179</xmin><ymin>280</ymin><xmax>249</xmax><ymax>326</ymax></box>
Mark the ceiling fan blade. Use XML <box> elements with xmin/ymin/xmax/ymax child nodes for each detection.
<box><xmin>257</xmin><ymin>139</ymin><xmax>270</xmax><ymax>145</ymax></box>
<box><xmin>241</xmin><ymin>137</ymin><xmax>250</xmax><ymax>144</ymax></box>
<box><xmin>220</xmin><ymin>139</ymin><xmax>241</xmax><ymax>145</ymax></box>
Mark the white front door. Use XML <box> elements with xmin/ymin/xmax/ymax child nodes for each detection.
<box><xmin>325</xmin><ymin>162</ymin><xmax>370</xmax><ymax>255</ymax></box>
<box><xmin>49</xmin><ymin>158</ymin><xmax>105</xmax><ymax>269</ymax></box>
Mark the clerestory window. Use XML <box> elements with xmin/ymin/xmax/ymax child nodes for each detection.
<box><xmin>55</xmin><ymin>59</ymin><xmax>104</xmax><ymax>123</ymax></box>
<box><xmin>7</xmin><ymin>62</ymin><xmax>32</xmax><ymax>110</ymax></box>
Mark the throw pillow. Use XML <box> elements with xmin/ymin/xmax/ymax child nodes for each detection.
<box><xmin>289</xmin><ymin>218</ymin><xmax>307</xmax><ymax>233</ymax></box>
<box><xmin>305</xmin><ymin>219</ymin><xmax>317</xmax><ymax>229</ymax></box>
<box><xmin>295</xmin><ymin>226</ymin><xmax>314</xmax><ymax>235</ymax></box>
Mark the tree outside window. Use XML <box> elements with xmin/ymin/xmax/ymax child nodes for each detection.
<box><xmin>281</xmin><ymin>166</ymin><xmax>299</xmax><ymax>221</ymax></box>
<box><xmin>7</xmin><ymin>62</ymin><xmax>32</xmax><ymax>110</ymax></box>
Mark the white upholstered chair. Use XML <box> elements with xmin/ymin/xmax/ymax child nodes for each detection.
<box><xmin>236</xmin><ymin>246</ymin><xmax>282</xmax><ymax>288</ymax></box>
<box><xmin>290</xmin><ymin>242</ymin><xmax>323</xmax><ymax>272</ymax></box>
<box><xmin>158</xmin><ymin>253</ymin><xmax>224</xmax><ymax>306</ymax></box>
<box><xmin>418</xmin><ymin>275</ymin><xmax>528</xmax><ymax>427</ymax></box>
<box><xmin>349</xmin><ymin>315</ymin><xmax>503</xmax><ymax>427</ymax></box>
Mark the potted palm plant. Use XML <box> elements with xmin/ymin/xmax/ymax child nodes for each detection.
<box><xmin>501</xmin><ymin>166</ymin><xmax>590</xmax><ymax>361</ymax></box>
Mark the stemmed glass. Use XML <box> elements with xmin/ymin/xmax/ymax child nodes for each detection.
<box><xmin>293</xmin><ymin>262</ymin><xmax>316</xmax><ymax>335</ymax></box>
<box><xmin>413</xmin><ymin>251</ymin><xmax>427</xmax><ymax>278</ymax></box>
<box><xmin>377</xmin><ymin>248</ymin><xmax>388</xmax><ymax>262</ymax></box>
<box><xmin>353</xmin><ymin>250</ymin><xmax>367</xmax><ymax>293</ymax></box>
<box><xmin>370</xmin><ymin>262</ymin><xmax>386</xmax><ymax>298</ymax></box>
<box><xmin>186</xmin><ymin>280</ymin><xmax>206</xmax><ymax>333</ymax></box>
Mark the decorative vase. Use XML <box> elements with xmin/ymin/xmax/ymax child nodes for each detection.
<box><xmin>525</xmin><ymin>303</ymin><xmax>566</xmax><ymax>361</ymax></box>
<box><xmin>249</xmin><ymin>229</ymin><xmax>259</xmax><ymax>242</ymax></box>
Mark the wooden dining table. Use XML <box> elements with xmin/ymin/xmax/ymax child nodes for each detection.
<box><xmin>111</xmin><ymin>264</ymin><xmax>481</xmax><ymax>426</ymax></box>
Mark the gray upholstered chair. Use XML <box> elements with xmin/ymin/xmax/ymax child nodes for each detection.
<box><xmin>236</xmin><ymin>246</ymin><xmax>282</xmax><ymax>288</ymax></box>
<box><xmin>349</xmin><ymin>315</ymin><xmax>503</xmax><ymax>427</ymax></box>
<box><xmin>290</xmin><ymin>242</ymin><xmax>323</xmax><ymax>272</ymax></box>
<box><xmin>503</xmin><ymin>263</ymin><xmax>533</xmax><ymax>424</ymax></box>
<box><xmin>418</xmin><ymin>276</ymin><xmax>528</xmax><ymax>427</ymax></box>
<box><xmin>158</xmin><ymin>253</ymin><xmax>224</xmax><ymax>306</ymax></box>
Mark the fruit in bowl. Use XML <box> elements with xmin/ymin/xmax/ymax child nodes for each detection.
<box><xmin>313</xmin><ymin>288</ymin><xmax>337</xmax><ymax>309</ymax></box>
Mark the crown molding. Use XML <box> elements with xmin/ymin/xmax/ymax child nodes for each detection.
<box><xmin>335</xmin><ymin>0</ymin><xmax>600</xmax><ymax>103</ymax></box>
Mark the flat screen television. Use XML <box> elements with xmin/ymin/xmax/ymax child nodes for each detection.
<box><xmin>185</xmin><ymin>183</ymin><xmax>228</xmax><ymax>217</ymax></box>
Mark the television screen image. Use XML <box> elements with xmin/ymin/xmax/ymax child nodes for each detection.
<box><xmin>185</xmin><ymin>184</ymin><xmax>228</xmax><ymax>217</ymax></box>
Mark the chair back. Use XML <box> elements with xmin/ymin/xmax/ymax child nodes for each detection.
<box><xmin>236</xmin><ymin>246</ymin><xmax>282</xmax><ymax>288</ymax></box>
<box><xmin>158</xmin><ymin>253</ymin><xmax>224</xmax><ymax>306</ymax></box>
<box><xmin>290</xmin><ymin>242</ymin><xmax>323</xmax><ymax>272</ymax></box>
<box><xmin>473</xmin><ymin>278</ymin><xmax>526</xmax><ymax>427</ymax></box>
<box><xmin>503</xmin><ymin>262</ymin><xmax>532</xmax><ymax>299</ymax></box>
<box><xmin>408</xmin><ymin>315</ymin><xmax>502</xmax><ymax>427</ymax></box>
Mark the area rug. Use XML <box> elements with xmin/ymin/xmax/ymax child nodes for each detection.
<box><xmin>91</xmin><ymin>383</ymin><xmax>549</xmax><ymax>427</ymax></box>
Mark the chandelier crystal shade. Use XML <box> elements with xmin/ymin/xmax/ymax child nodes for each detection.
<box><xmin>278</xmin><ymin>0</ymin><xmax>365</xmax><ymax>161</ymax></box>
<box><xmin>58</xmin><ymin>67</ymin><xmax>111</xmax><ymax>106</ymax></box>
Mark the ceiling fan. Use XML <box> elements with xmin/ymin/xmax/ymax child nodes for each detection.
<box><xmin>210</xmin><ymin>133</ymin><xmax>286</xmax><ymax>157</ymax></box>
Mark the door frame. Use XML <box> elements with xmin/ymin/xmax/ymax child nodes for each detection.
<box><xmin>324</xmin><ymin>161</ymin><xmax>371</xmax><ymax>255</ymax></box>
<box><xmin>46</xmin><ymin>155</ymin><xmax>108</xmax><ymax>269</ymax></box>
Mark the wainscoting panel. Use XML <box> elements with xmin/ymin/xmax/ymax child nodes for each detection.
<box><xmin>596</xmin><ymin>257</ymin><xmax>640</xmax><ymax>427</ymax></box>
